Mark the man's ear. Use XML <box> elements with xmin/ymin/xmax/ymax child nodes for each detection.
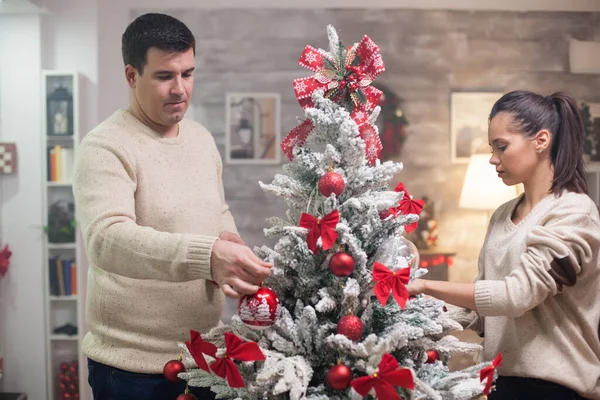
<box><xmin>124</xmin><ymin>65</ymin><xmax>138</xmax><ymax>89</ymax></box>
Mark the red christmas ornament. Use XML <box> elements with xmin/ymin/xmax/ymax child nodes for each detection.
<box><xmin>319</xmin><ymin>171</ymin><xmax>345</xmax><ymax>197</ymax></box>
<box><xmin>238</xmin><ymin>286</ymin><xmax>282</xmax><ymax>330</ymax></box>
<box><xmin>336</xmin><ymin>315</ymin><xmax>364</xmax><ymax>341</ymax></box>
<box><xmin>163</xmin><ymin>359</ymin><xmax>186</xmax><ymax>382</ymax></box>
<box><xmin>327</xmin><ymin>363</ymin><xmax>353</xmax><ymax>390</ymax></box>
<box><xmin>425</xmin><ymin>350</ymin><xmax>440</xmax><ymax>364</ymax></box>
<box><xmin>176</xmin><ymin>393</ymin><xmax>198</xmax><ymax>400</ymax></box>
<box><xmin>329</xmin><ymin>252</ymin><xmax>355</xmax><ymax>277</ymax></box>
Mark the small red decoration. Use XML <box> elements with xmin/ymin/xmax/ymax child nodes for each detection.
<box><xmin>299</xmin><ymin>210</ymin><xmax>339</xmax><ymax>254</ymax></box>
<box><xmin>163</xmin><ymin>359</ymin><xmax>186</xmax><ymax>382</ymax></box>
<box><xmin>185</xmin><ymin>330</ymin><xmax>217</xmax><ymax>373</ymax></box>
<box><xmin>372</xmin><ymin>262</ymin><xmax>410</xmax><ymax>309</ymax></box>
<box><xmin>480</xmin><ymin>353</ymin><xmax>503</xmax><ymax>395</ymax></box>
<box><xmin>388</xmin><ymin>183</ymin><xmax>424</xmax><ymax>233</ymax></box>
<box><xmin>329</xmin><ymin>252</ymin><xmax>355</xmax><ymax>277</ymax></box>
<box><xmin>0</xmin><ymin>244</ymin><xmax>12</xmax><ymax>277</ymax></box>
<box><xmin>210</xmin><ymin>332</ymin><xmax>266</xmax><ymax>388</ymax></box>
<box><xmin>238</xmin><ymin>286</ymin><xmax>281</xmax><ymax>330</ymax></box>
<box><xmin>176</xmin><ymin>391</ymin><xmax>198</xmax><ymax>400</ymax></box>
<box><xmin>327</xmin><ymin>362</ymin><xmax>353</xmax><ymax>390</ymax></box>
<box><xmin>336</xmin><ymin>315</ymin><xmax>364</xmax><ymax>341</ymax></box>
<box><xmin>319</xmin><ymin>171</ymin><xmax>345</xmax><ymax>197</ymax></box>
<box><xmin>425</xmin><ymin>350</ymin><xmax>440</xmax><ymax>364</ymax></box>
<box><xmin>351</xmin><ymin>353</ymin><xmax>415</xmax><ymax>400</ymax></box>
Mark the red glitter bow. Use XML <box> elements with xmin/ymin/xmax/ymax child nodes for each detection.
<box><xmin>389</xmin><ymin>182</ymin><xmax>424</xmax><ymax>233</ymax></box>
<box><xmin>372</xmin><ymin>262</ymin><xmax>411</xmax><ymax>309</ymax></box>
<box><xmin>210</xmin><ymin>332</ymin><xmax>266</xmax><ymax>388</ymax></box>
<box><xmin>185</xmin><ymin>330</ymin><xmax>217</xmax><ymax>373</ymax></box>
<box><xmin>299</xmin><ymin>210</ymin><xmax>340</xmax><ymax>254</ymax></box>
<box><xmin>351</xmin><ymin>353</ymin><xmax>415</xmax><ymax>400</ymax></box>
<box><xmin>480</xmin><ymin>353</ymin><xmax>503</xmax><ymax>395</ymax></box>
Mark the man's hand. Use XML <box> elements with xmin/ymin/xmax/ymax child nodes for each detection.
<box><xmin>211</xmin><ymin>239</ymin><xmax>272</xmax><ymax>299</ymax></box>
<box><xmin>219</xmin><ymin>231</ymin><xmax>246</xmax><ymax>246</ymax></box>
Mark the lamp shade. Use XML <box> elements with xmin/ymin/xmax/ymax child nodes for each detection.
<box><xmin>459</xmin><ymin>154</ymin><xmax>518</xmax><ymax>210</ymax></box>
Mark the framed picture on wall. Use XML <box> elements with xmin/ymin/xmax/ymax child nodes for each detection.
<box><xmin>450</xmin><ymin>91</ymin><xmax>504</xmax><ymax>164</ymax></box>
<box><xmin>225</xmin><ymin>93</ymin><xmax>281</xmax><ymax>164</ymax></box>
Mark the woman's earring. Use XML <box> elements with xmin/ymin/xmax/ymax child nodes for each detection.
<box><xmin>537</xmin><ymin>148</ymin><xmax>542</xmax><ymax>154</ymax></box>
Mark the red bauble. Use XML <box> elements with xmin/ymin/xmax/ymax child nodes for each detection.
<box><xmin>176</xmin><ymin>394</ymin><xmax>198</xmax><ymax>400</ymax></box>
<box><xmin>163</xmin><ymin>359</ymin><xmax>186</xmax><ymax>382</ymax></box>
<box><xmin>326</xmin><ymin>363</ymin><xmax>353</xmax><ymax>390</ymax></box>
<box><xmin>60</xmin><ymin>362</ymin><xmax>69</xmax><ymax>372</ymax></box>
<box><xmin>329</xmin><ymin>252</ymin><xmax>355</xmax><ymax>277</ymax></box>
<box><xmin>336</xmin><ymin>315</ymin><xmax>364</xmax><ymax>341</ymax></box>
<box><xmin>238</xmin><ymin>286</ymin><xmax>281</xmax><ymax>330</ymax></box>
<box><xmin>319</xmin><ymin>171</ymin><xmax>345</xmax><ymax>197</ymax></box>
<box><xmin>73</xmin><ymin>394</ymin><xmax>80</xmax><ymax>400</ymax></box>
<box><xmin>425</xmin><ymin>350</ymin><xmax>440</xmax><ymax>364</ymax></box>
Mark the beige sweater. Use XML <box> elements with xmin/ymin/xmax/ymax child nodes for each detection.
<box><xmin>472</xmin><ymin>191</ymin><xmax>600</xmax><ymax>398</ymax></box>
<box><xmin>73</xmin><ymin>109</ymin><xmax>238</xmax><ymax>373</ymax></box>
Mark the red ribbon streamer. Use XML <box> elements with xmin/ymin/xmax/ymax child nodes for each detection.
<box><xmin>372</xmin><ymin>262</ymin><xmax>411</xmax><ymax>309</ymax></box>
<box><xmin>282</xmin><ymin>33</ymin><xmax>385</xmax><ymax>164</ymax></box>
<box><xmin>210</xmin><ymin>332</ymin><xmax>266</xmax><ymax>388</ymax></box>
<box><xmin>185</xmin><ymin>330</ymin><xmax>217</xmax><ymax>373</ymax></box>
<box><xmin>351</xmin><ymin>353</ymin><xmax>415</xmax><ymax>400</ymax></box>
<box><xmin>299</xmin><ymin>210</ymin><xmax>340</xmax><ymax>254</ymax></box>
<box><xmin>480</xmin><ymin>353</ymin><xmax>503</xmax><ymax>395</ymax></box>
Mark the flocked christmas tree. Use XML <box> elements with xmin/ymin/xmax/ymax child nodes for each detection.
<box><xmin>166</xmin><ymin>25</ymin><xmax>502</xmax><ymax>400</ymax></box>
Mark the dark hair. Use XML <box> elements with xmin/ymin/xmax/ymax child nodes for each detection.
<box><xmin>122</xmin><ymin>13</ymin><xmax>195</xmax><ymax>75</ymax></box>
<box><xmin>489</xmin><ymin>90</ymin><xmax>587</xmax><ymax>195</ymax></box>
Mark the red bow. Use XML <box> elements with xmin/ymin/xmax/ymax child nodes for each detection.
<box><xmin>480</xmin><ymin>353</ymin><xmax>503</xmax><ymax>395</ymax></box>
<box><xmin>351</xmin><ymin>353</ymin><xmax>414</xmax><ymax>400</ymax></box>
<box><xmin>185</xmin><ymin>330</ymin><xmax>217</xmax><ymax>373</ymax></box>
<box><xmin>0</xmin><ymin>245</ymin><xmax>12</xmax><ymax>277</ymax></box>
<box><xmin>299</xmin><ymin>210</ymin><xmax>339</xmax><ymax>255</ymax></box>
<box><xmin>210</xmin><ymin>332</ymin><xmax>266</xmax><ymax>388</ymax></box>
<box><xmin>281</xmin><ymin>31</ymin><xmax>385</xmax><ymax>164</ymax></box>
<box><xmin>372</xmin><ymin>262</ymin><xmax>411</xmax><ymax>309</ymax></box>
<box><xmin>389</xmin><ymin>183</ymin><xmax>424</xmax><ymax>233</ymax></box>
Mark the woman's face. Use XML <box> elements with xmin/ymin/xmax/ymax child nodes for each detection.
<box><xmin>488</xmin><ymin>112</ymin><xmax>539</xmax><ymax>187</ymax></box>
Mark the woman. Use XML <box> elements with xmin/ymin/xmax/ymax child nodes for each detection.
<box><xmin>407</xmin><ymin>91</ymin><xmax>600</xmax><ymax>399</ymax></box>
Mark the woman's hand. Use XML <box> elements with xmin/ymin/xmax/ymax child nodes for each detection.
<box><xmin>407</xmin><ymin>279</ymin><xmax>428</xmax><ymax>296</ymax></box>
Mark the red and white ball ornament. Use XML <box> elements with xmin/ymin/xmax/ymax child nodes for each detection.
<box><xmin>238</xmin><ymin>285</ymin><xmax>282</xmax><ymax>330</ymax></box>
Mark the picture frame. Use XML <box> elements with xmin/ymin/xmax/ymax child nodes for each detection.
<box><xmin>450</xmin><ymin>91</ymin><xmax>504</xmax><ymax>164</ymax></box>
<box><xmin>225</xmin><ymin>92</ymin><xmax>281</xmax><ymax>164</ymax></box>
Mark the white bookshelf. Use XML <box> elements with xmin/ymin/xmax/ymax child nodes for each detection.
<box><xmin>586</xmin><ymin>162</ymin><xmax>600</xmax><ymax>206</ymax></box>
<box><xmin>41</xmin><ymin>70</ymin><xmax>87</xmax><ymax>400</ymax></box>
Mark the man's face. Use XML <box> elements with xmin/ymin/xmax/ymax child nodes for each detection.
<box><xmin>127</xmin><ymin>47</ymin><xmax>195</xmax><ymax>129</ymax></box>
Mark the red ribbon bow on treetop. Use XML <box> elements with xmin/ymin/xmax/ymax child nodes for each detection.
<box><xmin>185</xmin><ymin>330</ymin><xmax>217</xmax><ymax>373</ymax></box>
<box><xmin>210</xmin><ymin>332</ymin><xmax>266</xmax><ymax>388</ymax></box>
<box><xmin>281</xmin><ymin>28</ymin><xmax>385</xmax><ymax>165</ymax></box>
<box><xmin>0</xmin><ymin>244</ymin><xmax>12</xmax><ymax>278</ymax></box>
<box><xmin>480</xmin><ymin>353</ymin><xmax>503</xmax><ymax>395</ymax></box>
<box><xmin>299</xmin><ymin>210</ymin><xmax>340</xmax><ymax>255</ymax></box>
<box><xmin>351</xmin><ymin>353</ymin><xmax>415</xmax><ymax>400</ymax></box>
<box><xmin>372</xmin><ymin>262</ymin><xmax>411</xmax><ymax>309</ymax></box>
<box><xmin>388</xmin><ymin>182</ymin><xmax>424</xmax><ymax>234</ymax></box>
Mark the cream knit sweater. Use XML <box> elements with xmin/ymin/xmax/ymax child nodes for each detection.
<box><xmin>73</xmin><ymin>109</ymin><xmax>237</xmax><ymax>373</ymax></box>
<box><xmin>472</xmin><ymin>191</ymin><xmax>600</xmax><ymax>398</ymax></box>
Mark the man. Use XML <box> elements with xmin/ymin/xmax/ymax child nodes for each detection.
<box><xmin>73</xmin><ymin>13</ymin><xmax>271</xmax><ymax>399</ymax></box>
